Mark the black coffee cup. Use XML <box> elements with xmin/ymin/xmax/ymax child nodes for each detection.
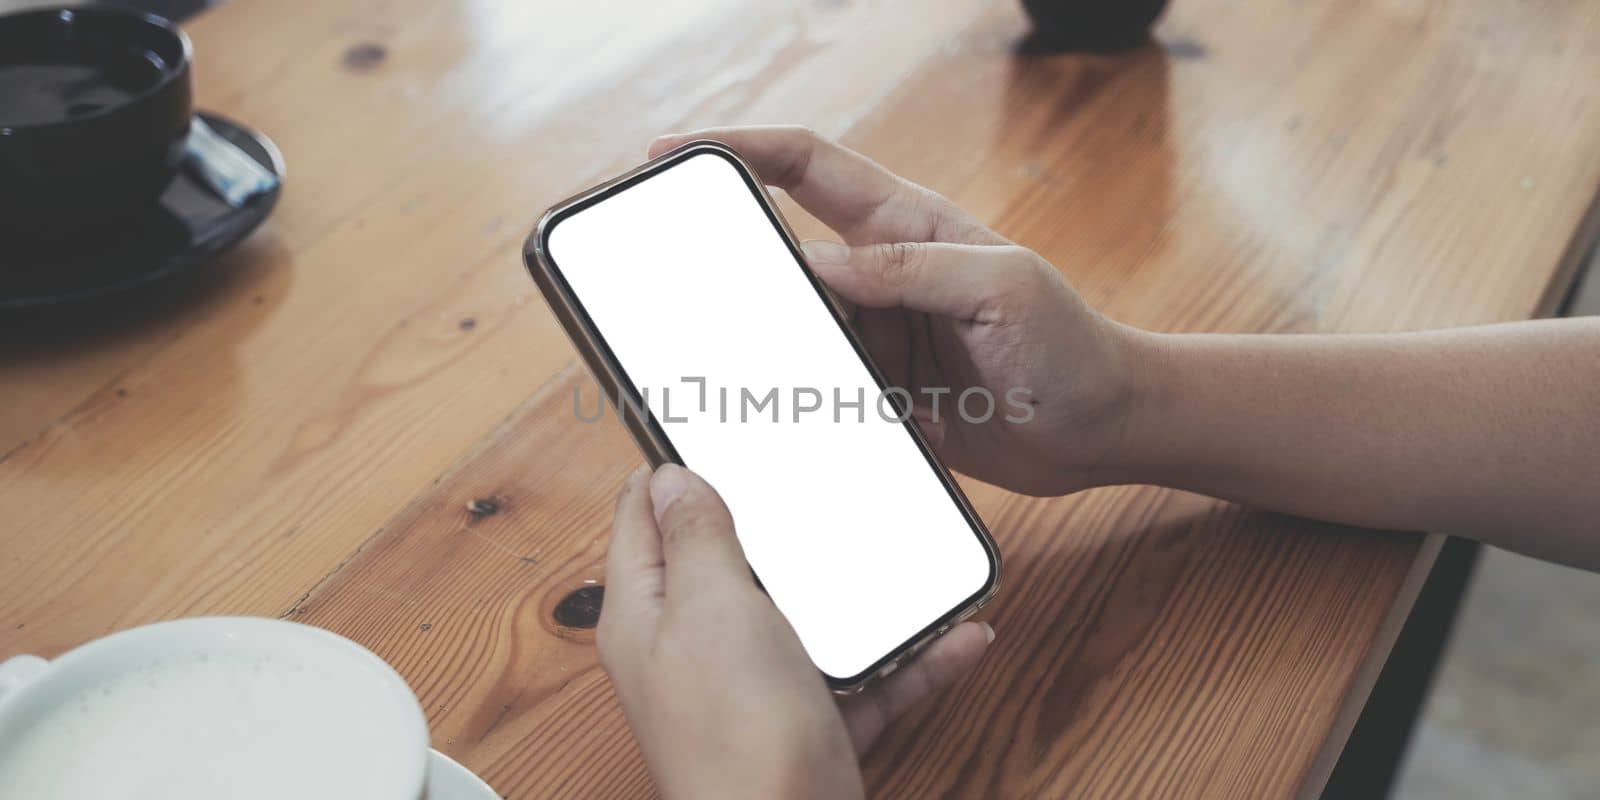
<box><xmin>0</xmin><ymin>7</ymin><xmax>193</xmax><ymax>245</ymax></box>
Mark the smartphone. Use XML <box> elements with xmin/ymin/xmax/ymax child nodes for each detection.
<box><xmin>523</xmin><ymin>141</ymin><xmax>1000</xmax><ymax>691</ymax></box>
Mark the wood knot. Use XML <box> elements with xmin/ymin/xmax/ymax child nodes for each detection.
<box><xmin>552</xmin><ymin>585</ymin><xmax>604</xmax><ymax>629</ymax></box>
<box><xmin>466</xmin><ymin>497</ymin><xmax>502</xmax><ymax>518</ymax></box>
<box><xmin>342</xmin><ymin>42</ymin><xmax>388</xmax><ymax>71</ymax></box>
<box><xmin>459</xmin><ymin>317</ymin><xmax>477</xmax><ymax>331</ymax></box>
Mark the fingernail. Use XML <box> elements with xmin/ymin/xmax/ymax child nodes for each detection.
<box><xmin>981</xmin><ymin>621</ymin><xmax>996</xmax><ymax>643</ymax></box>
<box><xmin>649</xmin><ymin>464</ymin><xmax>692</xmax><ymax>510</ymax></box>
<box><xmin>628</xmin><ymin>464</ymin><xmax>651</xmax><ymax>486</ymax></box>
<box><xmin>801</xmin><ymin>239</ymin><xmax>850</xmax><ymax>265</ymax></box>
<box><xmin>648</xmin><ymin>134</ymin><xmax>685</xmax><ymax>156</ymax></box>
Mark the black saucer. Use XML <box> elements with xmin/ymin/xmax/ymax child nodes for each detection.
<box><xmin>0</xmin><ymin>111</ymin><xmax>282</xmax><ymax>310</ymax></box>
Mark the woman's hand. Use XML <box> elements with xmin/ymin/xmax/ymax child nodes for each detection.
<box><xmin>650</xmin><ymin>127</ymin><xmax>1139</xmax><ymax>495</ymax></box>
<box><xmin>643</xmin><ymin>132</ymin><xmax>1600</xmax><ymax>568</ymax></box>
<box><xmin>599</xmin><ymin>464</ymin><xmax>994</xmax><ymax>799</ymax></box>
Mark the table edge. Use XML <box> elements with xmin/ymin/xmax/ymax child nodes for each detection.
<box><xmin>1298</xmin><ymin>175</ymin><xmax>1600</xmax><ymax>798</ymax></box>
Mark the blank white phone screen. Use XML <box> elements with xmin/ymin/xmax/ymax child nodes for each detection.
<box><xmin>544</xmin><ymin>150</ymin><xmax>994</xmax><ymax>680</ymax></box>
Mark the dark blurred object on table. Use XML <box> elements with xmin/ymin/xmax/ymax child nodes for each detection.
<box><xmin>1020</xmin><ymin>0</ymin><xmax>1171</xmax><ymax>53</ymax></box>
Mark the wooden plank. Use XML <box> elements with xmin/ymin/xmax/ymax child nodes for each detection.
<box><xmin>3</xmin><ymin>0</ymin><xmax>1599</xmax><ymax>797</ymax></box>
<box><xmin>292</xmin><ymin>363</ymin><xmax>1420</xmax><ymax>798</ymax></box>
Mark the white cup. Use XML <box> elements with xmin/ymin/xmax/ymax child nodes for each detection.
<box><xmin>0</xmin><ymin>617</ymin><xmax>432</xmax><ymax>800</ymax></box>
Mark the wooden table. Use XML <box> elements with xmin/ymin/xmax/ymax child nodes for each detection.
<box><xmin>5</xmin><ymin>0</ymin><xmax>1600</xmax><ymax>796</ymax></box>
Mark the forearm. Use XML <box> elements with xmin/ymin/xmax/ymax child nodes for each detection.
<box><xmin>1100</xmin><ymin>318</ymin><xmax>1600</xmax><ymax>567</ymax></box>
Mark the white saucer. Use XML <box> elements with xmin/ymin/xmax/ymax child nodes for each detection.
<box><xmin>428</xmin><ymin>749</ymin><xmax>498</xmax><ymax>799</ymax></box>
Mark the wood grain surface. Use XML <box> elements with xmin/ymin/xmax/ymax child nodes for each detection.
<box><xmin>4</xmin><ymin>0</ymin><xmax>1600</xmax><ymax>797</ymax></box>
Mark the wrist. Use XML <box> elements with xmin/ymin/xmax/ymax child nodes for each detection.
<box><xmin>764</xmin><ymin>716</ymin><xmax>863</xmax><ymax>800</ymax></box>
<box><xmin>659</xmin><ymin>727</ymin><xmax>861</xmax><ymax>800</ymax></box>
<box><xmin>1084</xmin><ymin>324</ymin><xmax>1182</xmax><ymax>488</ymax></box>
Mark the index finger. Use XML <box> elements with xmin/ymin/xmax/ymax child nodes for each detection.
<box><xmin>648</xmin><ymin>126</ymin><xmax>1007</xmax><ymax>247</ymax></box>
